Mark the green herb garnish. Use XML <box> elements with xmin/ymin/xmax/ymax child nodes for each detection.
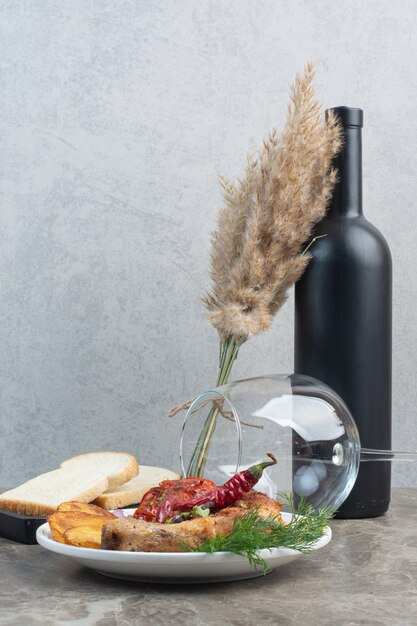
<box><xmin>191</xmin><ymin>505</ymin><xmax>211</xmax><ymax>518</ymax></box>
<box><xmin>182</xmin><ymin>495</ymin><xmax>333</xmax><ymax>573</ymax></box>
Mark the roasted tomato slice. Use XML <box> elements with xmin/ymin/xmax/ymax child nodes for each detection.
<box><xmin>133</xmin><ymin>478</ymin><xmax>216</xmax><ymax>522</ymax></box>
<box><xmin>132</xmin><ymin>487</ymin><xmax>162</xmax><ymax>520</ymax></box>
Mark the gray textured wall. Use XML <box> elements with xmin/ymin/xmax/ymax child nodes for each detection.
<box><xmin>1</xmin><ymin>0</ymin><xmax>416</xmax><ymax>488</ymax></box>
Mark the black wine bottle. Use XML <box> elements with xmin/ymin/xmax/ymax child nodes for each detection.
<box><xmin>294</xmin><ymin>106</ymin><xmax>392</xmax><ymax>518</ymax></box>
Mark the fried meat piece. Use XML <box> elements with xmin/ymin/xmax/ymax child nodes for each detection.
<box><xmin>101</xmin><ymin>490</ymin><xmax>282</xmax><ymax>552</ymax></box>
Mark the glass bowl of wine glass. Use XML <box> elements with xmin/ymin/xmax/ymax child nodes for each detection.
<box><xmin>180</xmin><ymin>374</ymin><xmax>361</xmax><ymax>512</ymax></box>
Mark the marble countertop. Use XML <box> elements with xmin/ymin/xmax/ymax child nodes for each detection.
<box><xmin>1</xmin><ymin>488</ymin><xmax>417</xmax><ymax>626</ymax></box>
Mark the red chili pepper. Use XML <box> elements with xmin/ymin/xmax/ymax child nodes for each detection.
<box><xmin>211</xmin><ymin>451</ymin><xmax>277</xmax><ymax>509</ymax></box>
<box><xmin>152</xmin><ymin>452</ymin><xmax>277</xmax><ymax>523</ymax></box>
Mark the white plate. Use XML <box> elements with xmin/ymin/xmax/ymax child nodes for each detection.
<box><xmin>36</xmin><ymin>511</ymin><xmax>332</xmax><ymax>584</ymax></box>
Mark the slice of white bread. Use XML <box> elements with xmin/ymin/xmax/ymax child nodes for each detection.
<box><xmin>0</xmin><ymin>452</ymin><xmax>139</xmax><ymax>516</ymax></box>
<box><xmin>93</xmin><ymin>465</ymin><xmax>179</xmax><ymax>509</ymax></box>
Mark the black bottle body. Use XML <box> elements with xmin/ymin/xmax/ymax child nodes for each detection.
<box><xmin>294</xmin><ymin>107</ymin><xmax>392</xmax><ymax>518</ymax></box>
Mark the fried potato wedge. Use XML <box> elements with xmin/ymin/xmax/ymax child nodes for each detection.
<box><xmin>57</xmin><ymin>501</ymin><xmax>114</xmax><ymax>518</ymax></box>
<box><xmin>47</xmin><ymin>516</ymin><xmax>66</xmax><ymax>544</ymax></box>
<box><xmin>48</xmin><ymin>512</ymin><xmax>101</xmax><ymax>543</ymax></box>
<box><xmin>64</xmin><ymin>525</ymin><xmax>103</xmax><ymax>549</ymax></box>
<box><xmin>48</xmin><ymin>501</ymin><xmax>116</xmax><ymax>546</ymax></box>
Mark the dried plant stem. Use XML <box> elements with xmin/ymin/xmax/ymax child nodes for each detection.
<box><xmin>186</xmin><ymin>335</ymin><xmax>245</xmax><ymax>476</ymax></box>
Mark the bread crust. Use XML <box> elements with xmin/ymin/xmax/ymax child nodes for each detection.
<box><xmin>94</xmin><ymin>492</ymin><xmax>142</xmax><ymax>510</ymax></box>
<box><xmin>0</xmin><ymin>499</ymin><xmax>57</xmax><ymax>517</ymax></box>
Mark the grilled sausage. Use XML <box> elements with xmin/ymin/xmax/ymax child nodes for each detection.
<box><xmin>101</xmin><ymin>491</ymin><xmax>282</xmax><ymax>552</ymax></box>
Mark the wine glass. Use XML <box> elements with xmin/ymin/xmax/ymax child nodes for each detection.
<box><xmin>179</xmin><ymin>374</ymin><xmax>412</xmax><ymax>511</ymax></box>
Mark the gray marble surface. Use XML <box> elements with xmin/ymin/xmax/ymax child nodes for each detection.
<box><xmin>1</xmin><ymin>489</ymin><xmax>417</xmax><ymax>626</ymax></box>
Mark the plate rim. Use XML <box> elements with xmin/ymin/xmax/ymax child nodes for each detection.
<box><xmin>36</xmin><ymin>511</ymin><xmax>332</xmax><ymax>562</ymax></box>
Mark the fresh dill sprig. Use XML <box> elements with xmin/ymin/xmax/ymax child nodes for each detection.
<box><xmin>183</xmin><ymin>495</ymin><xmax>334</xmax><ymax>573</ymax></box>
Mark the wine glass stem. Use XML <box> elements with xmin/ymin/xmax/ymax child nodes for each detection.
<box><xmin>360</xmin><ymin>448</ymin><xmax>417</xmax><ymax>462</ymax></box>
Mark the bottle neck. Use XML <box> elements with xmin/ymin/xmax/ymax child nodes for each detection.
<box><xmin>329</xmin><ymin>125</ymin><xmax>363</xmax><ymax>217</ymax></box>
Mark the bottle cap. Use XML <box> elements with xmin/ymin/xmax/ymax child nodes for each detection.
<box><xmin>325</xmin><ymin>106</ymin><xmax>363</xmax><ymax>127</ymax></box>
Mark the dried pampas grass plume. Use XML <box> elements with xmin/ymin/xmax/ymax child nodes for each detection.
<box><xmin>203</xmin><ymin>61</ymin><xmax>342</xmax><ymax>341</ymax></box>
<box><xmin>173</xmin><ymin>62</ymin><xmax>342</xmax><ymax>477</ymax></box>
